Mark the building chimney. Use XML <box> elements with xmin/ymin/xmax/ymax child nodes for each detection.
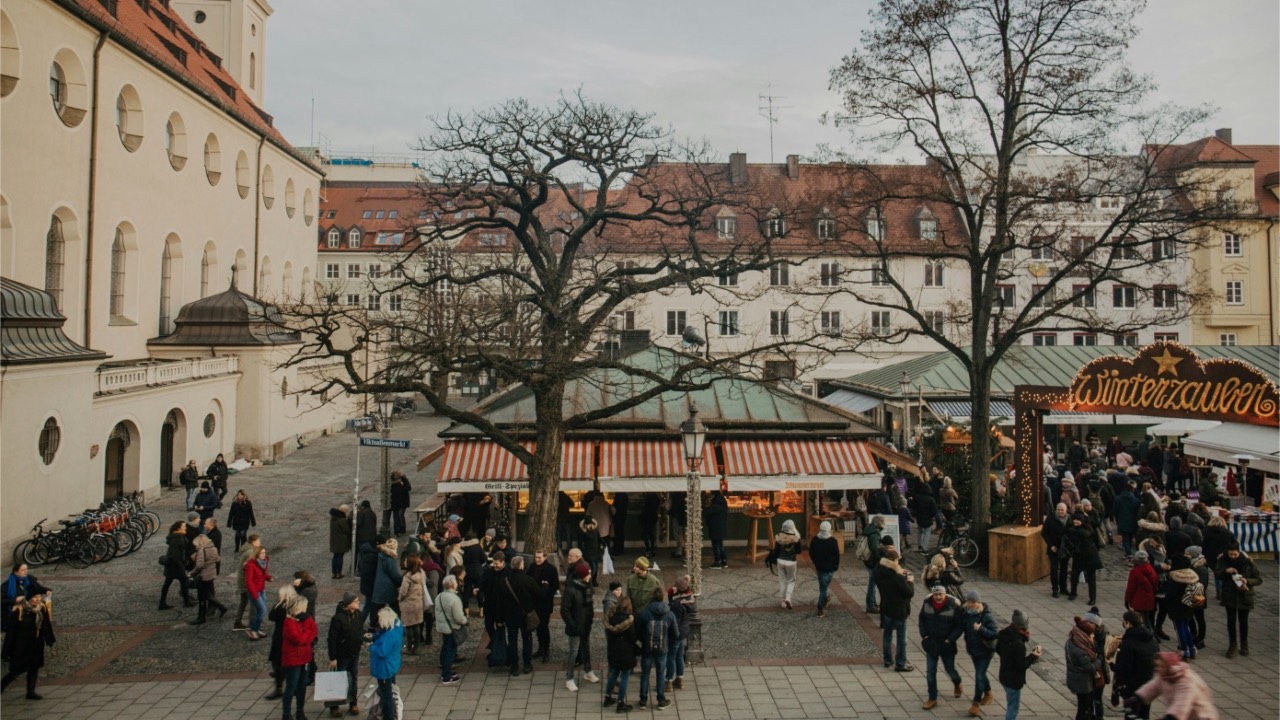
<box><xmin>729</xmin><ymin>152</ymin><xmax>747</xmax><ymax>185</ymax></box>
<box><xmin>786</xmin><ymin>154</ymin><xmax>800</xmax><ymax>180</ymax></box>
<box><xmin>1215</xmin><ymin>128</ymin><xmax>1233</xmax><ymax>145</ymax></box>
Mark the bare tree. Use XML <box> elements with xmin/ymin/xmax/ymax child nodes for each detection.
<box><xmin>282</xmin><ymin>94</ymin><xmax>816</xmax><ymax>552</ymax></box>
<box><xmin>827</xmin><ymin>0</ymin><xmax>1231</xmax><ymax>532</ymax></box>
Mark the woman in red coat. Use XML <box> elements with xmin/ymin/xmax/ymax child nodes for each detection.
<box><xmin>280</xmin><ymin>594</ymin><xmax>318</xmax><ymax>720</ymax></box>
<box><xmin>243</xmin><ymin>546</ymin><xmax>273</xmax><ymax>639</ymax></box>
<box><xmin>1124</xmin><ymin>550</ymin><xmax>1160</xmax><ymax>629</ymax></box>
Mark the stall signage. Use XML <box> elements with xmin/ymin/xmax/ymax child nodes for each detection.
<box><xmin>360</xmin><ymin>437</ymin><xmax>411</xmax><ymax>449</ymax></box>
<box><xmin>1068</xmin><ymin>344</ymin><xmax>1278</xmax><ymax>427</ymax></box>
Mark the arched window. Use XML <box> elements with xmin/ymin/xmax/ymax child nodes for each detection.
<box><xmin>109</xmin><ymin>229</ymin><xmax>126</xmax><ymax>318</ymax></box>
<box><xmin>348</xmin><ymin>228</ymin><xmax>361</xmax><ymax>248</ymax></box>
<box><xmin>200</xmin><ymin>247</ymin><xmax>210</xmax><ymax>298</ymax></box>
<box><xmin>45</xmin><ymin>215</ymin><xmax>64</xmax><ymax>309</ymax></box>
<box><xmin>327</xmin><ymin>228</ymin><xmax>340</xmax><ymax>248</ymax></box>
<box><xmin>249</xmin><ymin>52</ymin><xmax>256</xmax><ymax>89</ymax></box>
<box><xmin>158</xmin><ymin>242</ymin><xmax>173</xmax><ymax>335</ymax></box>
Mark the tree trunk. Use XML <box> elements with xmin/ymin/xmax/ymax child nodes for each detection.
<box><xmin>968</xmin><ymin>364</ymin><xmax>993</xmax><ymax>536</ymax></box>
<box><xmin>523</xmin><ymin>384</ymin><xmax>566</xmax><ymax>554</ymax></box>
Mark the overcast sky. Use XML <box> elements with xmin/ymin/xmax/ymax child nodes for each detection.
<box><xmin>264</xmin><ymin>0</ymin><xmax>1278</xmax><ymax>163</ymax></box>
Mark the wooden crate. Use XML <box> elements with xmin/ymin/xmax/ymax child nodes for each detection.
<box><xmin>987</xmin><ymin>524</ymin><xmax>1050</xmax><ymax>584</ymax></box>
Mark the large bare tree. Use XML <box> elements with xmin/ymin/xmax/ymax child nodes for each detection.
<box><xmin>283</xmin><ymin>95</ymin><xmax>818</xmax><ymax>552</ymax></box>
<box><xmin>827</xmin><ymin>0</ymin><xmax>1231</xmax><ymax>532</ymax></box>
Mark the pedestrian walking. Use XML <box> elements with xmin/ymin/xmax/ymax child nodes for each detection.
<box><xmin>774</xmin><ymin>519</ymin><xmax>803</xmax><ymax>609</ymax></box>
<box><xmin>1215</xmin><ymin>542</ymin><xmax>1261</xmax><ymax>658</ymax></box>
<box><xmin>561</xmin><ymin>563</ymin><xmax>599</xmax><ymax>692</ymax></box>
<box><xmin>188</xmin><ymin>534</ymin><xmax>227</xmax><ymax>625</ymax></box>
<box><xmin>874</xmin><ymin>548</ymin><xmax>915</xmax><ymax>672</ymax></box>
<box><xmin>666</xmin><ymin>576</ymin><xmax>694</xmax><ymax>692</ymax></box>
<box><xmin>961</xmin><ymin>590</ymin><xmax>998</xmax><ymax>716</ymax></box>
<box><xmin>1066</xmin><ymin>512</ymin><xmax>1101</xmax><ymax>604</ymax></box>
<box><xmin>2</xmin><ymin>563</ymin><xmax>39</xmax><ymax>634</ymax></box>
<box><xmin>637</xmin><ymin>586</ymin><xmax>676</xmax><ymax>711</ymax></box>
<box><xmin>227</xmin><ymin>490</ymin><xmax>257</xmax><ymax>553</ymax></box>
<box><xmin>1123</xmin><ymin>550</ymin><xmax>1160</xmax><ymax>630</ymax></box>
<box><xmin>1113</xmin><ymin>611</ymin><xmax>1158</xmax><ymax>720</ymax></box>
<box><xmin>861</xmin><ymin>517</ymin><xmax>887</xmax><ymax>613</ymax></box>
<box><xmin>329</xmin><ymin>504</ymin><xmax>352</xmax><ymax>579</ymax></box>
<box><xmin>192</xmin><ymin>481</ymin><xmax>221</xmax><ymax>522</ymax></box>
<box><xmin>1127</xmin><ymin>652</ymin><xmax>1218</xmax><ymax>720</ymax></box>
<box><xmin>578</xmin><ymin>516</ymin><xmax>603</xmax><ymax>585</ymax></box>
<box><xmin>1202</xmin><ymin>516</ymin><xmax>1232</xmax><ymax>596</ymax></box>
<box><xmin>293</xmin><ymin>570</ymin><xmax>318</xmax><ymax>618</ymax></box>
<box><xmin>588</xmin><ymin>491</ymin><xmax>615</xmax><ymax>548</ymax></box>
<box><xmin>603</xmin><ymin>596</ymin><xmax>637</xmax><ymax>713</ymax></box>
<box><xmin>526</xmin><ymin>549</ymin><xmax>558</xmax><ymax>662</ymax></box>
<box><xmin>265</xmin><ymin>584</ymin><xmax>299</xmax><ymax>700</ymax></box>
<box><xmin>1064</xmin><ymin>615</ymin><xmax>1103</xmax><ymax>720</ymax></box>
<box><xmin>398</xmin><ymin>555</ymin><xmax>430</xmax><ymax>656</ymax></box>
<box><xmin>1113</xmin><ymin>481</ymin><xmax>1140</xmax><ymax>558</ymax></box>
<box><xmin>809</xmin><ymin>520</ymin><xmax>840</xmax><ymax>617</ymax></box>
<box><xmin>388</xmin><ymin>472</ymin><xmax>412</xmax><ymax>536</ymax></box>
<box><xmin>705</xmin><ymin>490</ymin><xmax>729</xmax><ymax>569</ymax></box>
<box><xmin>1164</xmin><ymin>558</ymin><xmax>1203</xmax><ymax>660</ymax></box>
<box><xmin>1185</xmin><ymin>546</ymin><xmax>1209</xmax><ymax>649</ymax></box>
<box><xmin>159</xmin><ymin>521</ymin><xmax>194</xmax><ymax>610</ymax></box>
<box><xmin>995</xmin><ymin>609</ymin><xmax>1040</xmax><ymax>720</ymax></box>
<box><xmin>206</xmin><ymin>453</ymin><xmax>230</xmax><ymax>500</ymax></box>
<box><xmin>0</xmin><ymin>588</ymin><xmax>55</xmax><ymax>700</ymax></box>
<box><xmin>918</xmin><ymin>584</ymin><xmax>963</xmax><ymax>711</ymax></box>
<box><xmin>640</xmin><ymin>494</ymin><xmax>661</xmax><ymax>557</ymax></box>
<box><xmin>912</xmin><ymin>485</ymin><xmax>939</xmax><ymax>553</ymax></box>
<box><xmin>203</xmin><ymin>517</ymin><xmax>224</xmax><ymax>574</ymax></box>
<box><xmin>1042</xmin><ymin>503</ymin><xmax>1070</xmax><ymax>598</ymax></box>
<box><xmin>923</xmin><ymin>548</ymin><xmax>964</xmax><ymax>599</ymax></box>
<box><xmin>369</xmin><ymin>607</ymin><xmax>405</xmax><ymax>720</ymax></box>
<box><xmin>371</xmin><ymin>537</ymin><xmax>403</xmax><ymax>622</ymax></box>
<box><xmin>180</xmin><ymin>459</ymin><xmax>200</xmax><ymax>508</ymax></box>
<box><xmin>435</xmin><ymin>575</ymin><xmax>467</xmax><ymax>685</ymax></box>
<box><xmin>244</xmin><ymin>546</ymin><xmax>273</xmax><ymax>640</ymax></box>
<box><xmin>325</xmin><ymin>592</ymin><xmax>364</xmax><ymax>718</ymax></box>
<box><xmin>233</xmin><ymin>534</ymin><xmax>263</xmax><ymax>629</ymax></box>
<box><xmin>503</xmin><ymin>555</ymin><xmax>539</xmax><ymax>676</ymax></box>
<box><xmin>280</xmin><ymin>593</ymin><xmax>318</xmax><ymax>720</ymax></box>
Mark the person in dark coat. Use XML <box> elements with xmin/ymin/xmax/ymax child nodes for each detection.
<box><xmin>504</xmin><ymin>555</ymin><xmax>540</xmax><ymax>676</ymax></box>
<box><xmin>329</xmin><ymin>504</ymin><xmax>353</xmax><ymax>579</ymax></box>
<box><xmin>1113</xmin><ymin>611</ymin><xmax>1158</xmax><ymax>720</ymax></box>
<box><xmin>911</xmin><ymin>485</ymin><xmax>939</xmax><ymax>554</ymax></box>
<box><xmin>0</xmin><ymin>590</ymin><xmax>55</xmax><ymax>699</ymax></box>
<box><xmin>1164</xmin><ymin>517</ymin><xmax>1192</xmax><ymax>562</ymax></box>
<box><xmin>371</xmin><ymin>538</ymin><xmax>404</xmax><ymax>622</ymax></box>
<box><xmin>355</xmin><ymin>501</ymin><xmax>378</xmax><ymax>552</ymax></box>
<box><xmin>611</xmin><ymin>491</ymin><xmax>630</xmax><ymax>557</ymax></box>
<box><xmin>960</xmin><ymin>590</ymin><xmax>999</xmax><ymax>713</ymax></box>
<box><xmin>526</xmin><ymin>549</ymin><xmax>559</xmax><ymax>662</ymax></box>
<box><xmin>325</xmin><ymin>592</ymin><xmax>364</xmax><ymax>717</ymax></box>
<box><xmin>705</xmin><ymin>491</ymin><xmax>729</xmax><ymax>569</ymax></box>
<box><xmin>388</xmin><ymin>472</ymin><xmax>412</xmax><ymax>535</ymax></box>
<box><xmin>577</xmin><ymin>516</ymin><xmax>603</xmax><ymax>585</ymax></box>
<box><xmin>264</xmin><ymin>586</ymin><xmax>299</xmax><ymax>701</ymax></box>
<box><xmin>809</xmin><ymin>520</ymin><xmax>841</xmax><ymax>617</ymax></box>
<box><xmin>667</xmin><ymin>492</ymin><xmax>687</xmax><ymax>560</ymax></box>
<box><xmin>560</xmin><ymin>564</ymin><xmax>597</xmax><ymax>691</ymax></box>
<box><xmin>640</xmin><ymin>494</ymin><xmax>661</xmax><ymax>557</ymax></box>
<box><xmin>918</xmin><ymin>584</ymin><xmax>964</xmax><ymax>710</ymax></box>
<box><xmin>1067</xmin><ymin>440</ymin><xmax>1088</xmax><ymax>475</ymax></box>
<box><xmin>179</xmin><ymin>459</ymin><xmax>200</xmax><ymax>505</ymax></box>
<box><xmin>206</xmin><ymin>453</ymin><xmax>230</xmax><ymax>500</ymax></box>
<box><xmin>995</xmin><ymin>610</ymin><xmax>1040</xmax><ymax>719</ymax></box>
<box><xmin>1202</xmin><ymin>516</ymin><xmax>1233</xmax><ymax>597</ymax></box>
<box><xmin>1064</xmin><ymin>615</ymin><xmax>1103</xmax><ymax>720</ymax></box>
<box><xmin>1113</xmin><ymin>482</ymin><xmax>1141</xmax><ymax>558</ymax></box>
<box><xmin>874</xmin><ymin>549</ymin><xmax>915</xmax><ymax>671</ymax></box>
<box><xmin>603</xmin><ymin>596</ymin><xmax>638</xmax><ymax>712</ymax></box>
<box><xmin>226</xmin><ymin>489</ymin><xmax>256</xmax><ymax>552</ymax></box>
<box><xmin>1066</xmin><ymin>512</ymin><xmax>1101</xmax><ymax>605</ymax></box>
<box><xmin>1</xmin><ymin>564</ymin><xmax>39</xmax><ymax>635</ymax></box>
<box><xmin>192</xmin><ymin>481</ymin><xmax>221</xmax><ymax>522</ymax></box>
<box><xmin>556</xmin><ymin>492</ymin><xmax>575</xmax><ymax>554</ymax></box>
<box><xmin>1144</xmin><ymin>443</ymin><xmax>1165</xmax><ymax>486</ymax></box>
<box><xmin>1215</xmin><ymin>543</ymin><xmax>1262</xmax><ymax>657</ymax></box>
<box><xmin>1042</xmin><ymin>503</ymin><xmax>1070</xmax><ymax>598</ymax></box>
<box><xmin>357</xmin><ymin>536</ymin><xmax>383</xmax><ymax>626</ymax></box>
<box><xmin>159</xmin><ymin>522</ymin><xmax>193</xmax><ymax>610</ymax></box>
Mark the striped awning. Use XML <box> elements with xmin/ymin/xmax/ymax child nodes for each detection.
<box><xmin>926</xmin><ymin>399</ymin><xmax>1016</xmax><ymax>420</ymax></box>
<box><xmin>721</xmin><ymin>439</ymin><xmax>877</xmax><ymax>476</ymax></box>
<box><xmin>435</xmin><ymin>439</ymin><xmax>594</xmax><ymax>492</ymax></box>
<box><xmin>596</xmin><ymin>440</ymin><xmax>718</xmax><ymax>492</ymax></box>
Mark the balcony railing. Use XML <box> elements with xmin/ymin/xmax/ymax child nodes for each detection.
<box><xmin>96</xmin><ymin>356</ymin><xmax>239</xmax><ymax>395</ymax></box>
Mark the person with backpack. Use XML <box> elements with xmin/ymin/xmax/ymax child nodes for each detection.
<box><xmin>961</xmin><ymin>590</ymin><xmax>999</xmax><ymax>716</ymax></box>
<box><xmin>809</xmin><ymin>521</ymin><xmax>840</xmax><ymax>618</ymax></box>
<box><xmin>1185</xmin><ymin>546</ymin><xmax>1209</xmax><ymax>650</ymax></box>
<box><xmin>860</xmin><ymin>517</ymin><xmax>886</xmax><ymax>613</ymax></box>
<box><xmin>1163</xmin><ymin>557</ymin><xmax>1204</xmax><ymax>660</ymax></box>
<box><xmin>666</xmin><ymin>576</ymin><xmax>694</xmax><ymax>693</ymax></box>
<box><xmin>995</xmin><ymin>609</ymin><xmax>1041</xmax><ymax>720</ymax></box>
<box><xmin>637</xmin><ymin>586</ymin><xmax>677</xmax><ymax>711</ymax></box>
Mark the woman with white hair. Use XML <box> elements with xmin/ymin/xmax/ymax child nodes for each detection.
<box><xmin>369</xmin><ymin>606</ymin><xmax>405</xmax><ymax>720</ymax></box>
<box><xmin>264</xmin><ymin>584</ymin><xmax>299</xmax><ymax>701</ymax></box>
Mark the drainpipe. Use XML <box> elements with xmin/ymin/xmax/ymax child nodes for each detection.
<box><xmin>253</xmin><ymin>134</ymin><xmax>265</xmax><ymax>295</ymax></box>
<box><xmin>84</xmin><ymin>29</ymin><xmax>109</xmax><ymax>347</ymax></box>
<box><xmin>1269</xmin><ymin>221</ymin><xmax>1277</xmax><ymax>343</ymax></box>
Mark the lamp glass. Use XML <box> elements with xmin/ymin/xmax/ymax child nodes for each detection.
<box><xmin>377</xmin><ymin>394</ymin><xmax>394</xmax><ymax>420</ymax></box>
<box><xmin>681</xmin><ymin>406</ymin><xmax>707</xmax><ymax>466</ymax></box>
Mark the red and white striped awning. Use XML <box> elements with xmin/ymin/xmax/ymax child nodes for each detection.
<box><xmin>436</xmin><ymin>439</ymin><xmax>594</xmax><ymax>492</ymax></box>
<box><xmin>720</xmin><ymin>439</ymin><xmax>880</xmax><ymax>491</ymax></box>
<box><xmin>597</xmin><ymin>440</ymin><xmax>719</xmax><ymax>492</ymax></box>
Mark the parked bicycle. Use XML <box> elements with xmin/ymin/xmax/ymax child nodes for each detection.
<box><xmin>13</xmin><ymin>492</ymin><xmax>160</xmax><ymax>568</ymax></box>
<box><xmin>925</xmin><ymin>518</ymin><xmax>981</xmax><ymax>568</ymax></box>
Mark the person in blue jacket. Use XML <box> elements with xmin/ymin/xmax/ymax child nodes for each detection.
<box><xmin>369</xmin><ymin>607</ymin><xmax>404</xmax><ymax>720</ymax></box>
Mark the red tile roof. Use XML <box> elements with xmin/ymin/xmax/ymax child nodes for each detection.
<box><xmin>59</xmin><ymin>0</ymin><xmax>313</xmax><ymax>168</ymax></box>
<box><xmin>1236</xmin><ymin>145</ymin><xmax>1280</xmax><ymax>218</ymax></box>
<box><xmin>1174</xmin><ymin>136</ymin><xmax>1257</xmax><ymax>164</ymax></box>
<box><xmin>316</xmin><ymin>181</ymin><xmax>428</xmax><ymax>251</ymax></box>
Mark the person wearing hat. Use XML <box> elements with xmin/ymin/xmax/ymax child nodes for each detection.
<box><xmin>961</xmin><ymin>590</ymin><xmax>999</xmax><ymax>715</ymax></box>
<box><xmin>918</xmin><ymin>583</ymin><xmax>963</xmax><ymax>710</ymax></box>
<box><xmin>325</xmin><ymin>592</ymin><xmax>364</xmax><ymax>717</ymax></box>
<box><xmin>874</xmin><ymin>548</ymin><xmax>915</xmax><ymax>672</ymax></box>
<box><xmin>995</xmin><ymin>609</ymin><xmax>1040</xmax><ymax>719</ymax></box>
<box><xmin>809</xmin><ymin>521</ymin><xmax>841</xmax><ymax>618</ymax></box>
<box><xmin>1113</xmin><ymin>611</ymin><xmax>1158</xmax><ymax>719</ymax></box>
<box><xmin>1127</xmin><ymin>652</ymin><xmax>1218</xmax><ymax>719</ymax></box>
<box><xmin>625</xmin><ymin>556</ymin><xmax>661</xmax><ymax>620</ymax></box>
<box><xmin>0</xmin><ymin>586</ymin><xmax>55</xmax><ymax>700</ymax></box>
<box><xmin>444</xmin><ymin>513</ymin><xmax>462</xmax><ymax>542</ymax></box>
<box><xmin>1064</xmin><ymin>614</ymin><xmax>1103</xmax><ymax>720</ymax></box>
<box><xmin>561</xmin><ymin>563</ymin><xmax>598</xmax><ymax>692</ymax></box>
<box><xmin>773</xmin><ymin>519</ymin><xmax>804</xmax><ymax>609</ymax></box>
<box><xmin>329</xmin><ymin>504</ymin><xmax>353</xmax><ymax>580</ymax></box>
<box><xmin>193</xmin><ymin>480</ymin><xmax>222</xmax><ymax>522</ymax></box>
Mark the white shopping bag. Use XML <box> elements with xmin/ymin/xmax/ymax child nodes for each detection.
<box><xmin>602</xmin><ymin>547</ymin><xmax>615</xmax><ymax>576</ymax></box>
<box><xmin>313</xmin><ymin>670</ymin><xmax>350</xmax><ymax>703</ymax></box>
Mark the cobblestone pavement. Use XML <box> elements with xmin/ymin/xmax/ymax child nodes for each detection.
<box><xmin>2</xmin><ymin>413</ymin><xmax>1276</xmax><ymax>719</ymax></box>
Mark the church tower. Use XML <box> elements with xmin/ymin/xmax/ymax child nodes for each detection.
<box><xmin>171</xmin><ymin>0</ymin><xmax>273</xmax><ymax>106</ymax></box>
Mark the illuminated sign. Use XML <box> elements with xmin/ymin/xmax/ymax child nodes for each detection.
<box><xmin>1068</xmin><ymin>343</ymin><xmax>1278</xmax><ymax>427</ymax></box>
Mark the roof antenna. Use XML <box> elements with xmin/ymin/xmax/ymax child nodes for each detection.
<box><xmin>758</xmin><ymin>85</ymin><xmax>791</xmax><ymax>165</ymax></box>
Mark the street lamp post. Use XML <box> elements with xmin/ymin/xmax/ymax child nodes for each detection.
<box><xmin>899</xmin><ymin>371</ymin><xmax>911</xmax><ymax>451</ymax></box>
<box><xmin>680</xmin><ymin>401</ymin><xmax>707</xmax><ymax>665</ymax></box>
<box><xmin>377</xmin><ymin>393</ymin><xmax>394</xmax><ymax>534</ymax></box>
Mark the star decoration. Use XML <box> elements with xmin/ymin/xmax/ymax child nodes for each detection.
<box><xmin>1151</xmin><ymin>348</ymin><xmax>1184</xmax><ymax>377</ymax></box>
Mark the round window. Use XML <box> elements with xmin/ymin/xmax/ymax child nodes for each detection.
<box><xmin>39</xmin><ymin>416</ymin><xmax>61</xmax><ymax>465</ymax></box>
<box><xmin>194</xmin><ymin>10</ymin><xmax>207</xmax><ymax>23</ymax></box>
<box><xmin>203</xmin><ymin>413</ymin><xmax>216</xmax><ymax>438</ymax></box>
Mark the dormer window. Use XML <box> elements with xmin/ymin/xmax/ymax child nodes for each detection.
<box><xmin>478</xmin><ymin>232</ymin><xmax>507</xmax><ymax>246</ymax></box>
<box><xmin>762</xmin><ymin>211</ymin><xmax>786</xmax><ymax>239</ymax></box>
<box><xmin>347</xmin><ymin>228</ymin><xmax>361</xmax><ymax>248</ymax></box>
<box><xmin>715</xmin><ymin>210</ymin><xmax>737</xmax><ymax>239</ymax></box>
<box><xmin>917</xmin><ymin>207</ymin><xmax>938</xmax><ymax>240</ymax></box>
<box><xmin>326</xmin><ymin>228</ymin><xmax>341</xmax><ymax>248</ymax></box>
<box><xmin>864</xmin><ymin>210</ymin><xmax>884</xmax><ymax>241</ymax></box>
<box><xmin>816</xmin><ymin>217</ymin><xmax>836</xmax><ymax>240</ymax></box>
<box><xmin>1096</xmin><ymin>196</ymin><xmax>1121</xmax><ymax>211</ymax></box>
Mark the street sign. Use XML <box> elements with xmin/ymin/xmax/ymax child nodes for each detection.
<box><xmin>359</xmin><ymin>437</ymin><xmax>411</xmax><ymax>449</ymax></box>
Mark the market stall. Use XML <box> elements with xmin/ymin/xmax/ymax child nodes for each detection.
<box><xmin>1225</xmin><ymin>509</ymin><xmax>1279</xmax><ymax>555</ymax></box>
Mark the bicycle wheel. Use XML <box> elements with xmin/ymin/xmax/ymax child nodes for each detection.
<box><xmin>951</xmin><ymin>536</ymin><xmax>980</xmax><ymax>568</ymax></box>
<box><xmin>24</xmin><ymin>536</ymin><xmax>53</xmax><ymax>567</ymax></box>
<box><xmin>112</xmin><ymin>528</ymin><xmax>136</xmax><ymax>557</ymax></box>
<box><xmin>120</xmin><ymin>526</ymin><xmax>143</xmax><ymax>555</ymax></box>
<box><xmin>140</xmin><ymin>511</ymin><xmax>161</xmax><ymax>538</ymax></box>
<box><xmin>65</xmin><ymin>540</ymin><xmax>95</xmax><ymax>569</ymax></box>
<box><xmin>11</xmin><ymin>540</ymin><xmax>33</xmax><ymax>567</ymax></box>
<box><xmin>90</xmin><ymin>533</ymin><xmax>117</xmax><ymax>563</ymax></box>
